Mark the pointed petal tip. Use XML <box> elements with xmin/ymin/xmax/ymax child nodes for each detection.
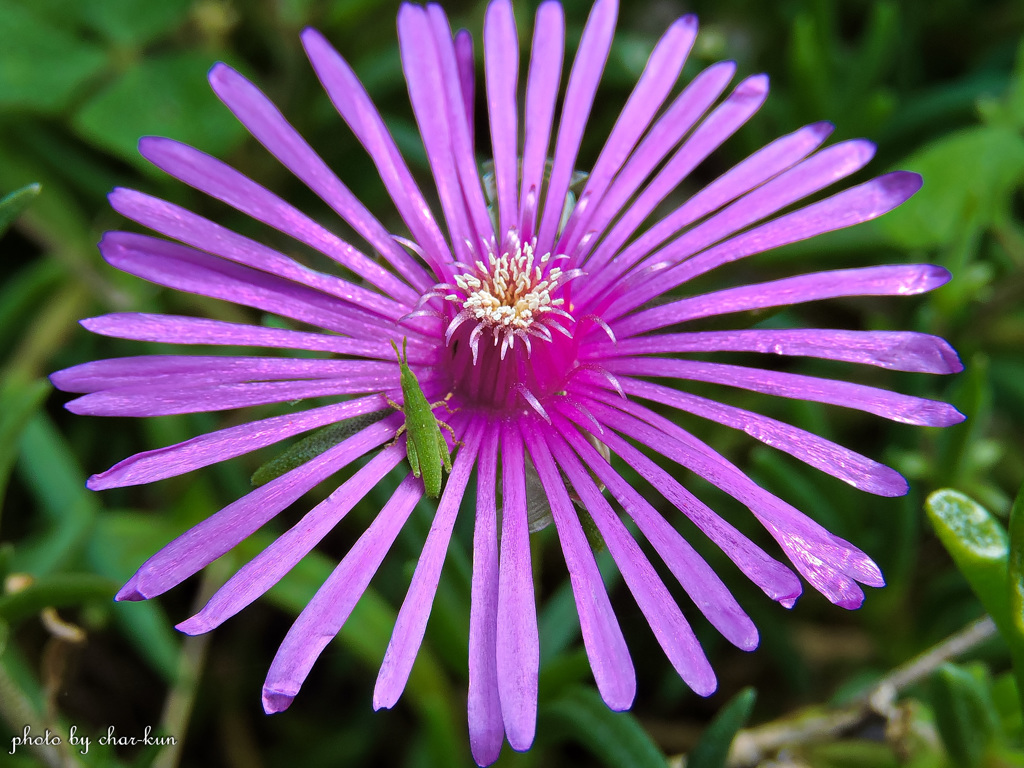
<box><xmin>115</xmin><ymin>578</ymin><xmax>145</xmax><ymax>602</ymax></box>
<box><xmin>690</xmin><ymin>672</ymin><xmax>718</xmax><ymax>698</ymax></box>
<box><xmin>737</xmin><ymin>72</ymin><xmax>769</xmax><ymax>98</ymax></box>
<box><xmin>175</xmin><ymin>615</ymin><xmax>213</xmax><ymax>635</ymax></box>
<box><xmin>85</xmin><ymin>474</ymin><xmax>111</xmax><ymax>491</ymax></box>
<box><xmin>808</xmin><ymin>120</ymin><xmax>835</xmax><ymax>139</ymax></box>
<box><xmin>880</xmin><ymin>170</ymin><xmax>923</xmax><ymax>201</ymax></box>
<box><xmin>471</xmin><ymin>742</ymin><xmax>502</xmax><ymax>768</ymax></box>
<box><xmin>836</xmin><ymin>593</ymin><xmax>866</xmax><ymax>610</ymax></box>
<box><xmin>262</xmin><ymin>688</ymin><xmax>296</xmax><ymax>714</ymax></box>
<box><xmin>207</xmin><ymin>61</ymin><xmax>232</xmax><ymax>84</ymax></box>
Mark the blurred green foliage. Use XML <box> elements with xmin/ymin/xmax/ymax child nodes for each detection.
<box><xmin>1</xmin><ymin>0</ymin><xmax>1023</xmax><ymax>766</ymax></box>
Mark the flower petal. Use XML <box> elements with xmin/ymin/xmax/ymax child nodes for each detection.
<box><xmin>518</xmin><ymin>1</ymin><xmax>564</xmax><ymax>238</ymax></box>
<box><xmin>86</xmin><ymin>395</ymin><xmax>387</xmax><ymax>489</ymax></box>
<box><xmin>374</xmin><ymin>417</ymin><xmax>481</xmax><ymax>708</ymax></box>
<box><xmin>110</xmin><ymin>188</ymin><xmax>404</xmax><ymax>319</ymax></box>
<box><xmin>547</xmin><ymin>425</ymin><xmax>722</xmax><ymax>691</ymax></box>
<box><xmin>207</xmin><ymin>63</ymin><xmax>430</xmax><ymax>295</ymax></box>
<box><xmin>468</xmin><ymin>420</ymin><xmax>505</xmax><ymax>766</ymax></box>
<box><xmin>615</xmin><ymin>377</ymin><xmax>908</xmax><ymax>496</ymax></box>
<box><xmin>603</xmin><ymin>356</ymin><xmax>965</xmax><ymax>427</ymax></box>
<box><xmin>528</xmin><ymin>424</ymin><xmax>636</xmax><ymax>710</ymax></box>
<box><xmin>301</xmin><ymin>27</ymin><xmax>453</xmax><ymax>275</ymax></box>
<box><xmin>484</xmin><ymin>0</ymin><xmax>520</xmax><ymax>235</ymax></box>
<box><xmin>584</xmin><ymin>328</ymin><xmax>964</xmax><ymax>374</ymax></box>
<box><xmin>612</xmin><ymin>264</ymin><xmax>953</xmax><ymax>334</ymax></box>
<box><xmin>536</xmin><ymin>0</ymin><xmax>617</xmax><ymax>254</ymax></box>
<box><xmin>261</xmin><ymin>473</ymin><xmax>425</xmax><ymax>714</ymax></box>
<box><xmin>116</xmin><ymin>415</ymin><xmax>400</xmax><ymax>601</ymax></box>
<box><xmin>99</xmin><ymin>232</ymin><xmax>394</xmax><ymax>337</ymax></box>
<box><xmin>179</xmin><ymin>445</ymin><xmax>405</xmax><ymax>634</ymax></box>
<box><xmin>575</xmin><ymin>60</ymin><xmax>736</xmax><ymax>268</ymax></box>
<box><xmin>559</xmin><ymin>14</ymin><xmax>697</xmax><ymax>252</ymax></box>
<box><xmin>497</xmin><ymin>420</ymin><xmax>539</xmax><ymax>751</ymax></box>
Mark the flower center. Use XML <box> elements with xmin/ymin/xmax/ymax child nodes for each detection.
<box><xmin>443</xmin><ymin>231</ymin><xmax>582</xmax><ymax>361</ymax></box>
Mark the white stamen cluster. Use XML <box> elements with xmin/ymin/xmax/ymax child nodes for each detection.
<box><xmin>442</xmin><ymin>232</ymin><xmax>582</xmax><ymax>362</ymax></box>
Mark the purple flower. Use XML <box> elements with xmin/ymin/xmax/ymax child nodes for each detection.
<box><xmin>51</xmin><ymin>0</ymin><xmax>964</xmax><ymax>763</ymax></box>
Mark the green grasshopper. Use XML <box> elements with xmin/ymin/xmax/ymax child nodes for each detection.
<box><xmin>386</xmin><ymin>338</ymin><xmax>455</xmax><ymax>498</ymax></box>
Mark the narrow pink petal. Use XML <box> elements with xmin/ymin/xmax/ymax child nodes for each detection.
<box><xmin>138</xmin><ymin>137</ymin><xmax>410</xmax><ymax>300</ymax></box>
<box><xmin>579</xmin><ymin>73</ymin><xmax>768</xmax><ymax>290</ymax></box>
<box><xmin>581</xmin><ymin>120</ymin><xmax>833</xmax><ymax>303</ymax></box>
<box><xmin>629</xmin><ymin>122</ymin><xmax>834</xmax><ymax>270</ymax></box>
<box><xmin>588</xmin><ymin>396</ymin><xmax>885</xmax><ymax>606</ymax></box>
<box><xmin>654</xmin><ymin>138</ymin><xmax>875</xmax><ymax>264</ymax></box>
<box><xmin>116</xmin><ymin>415</ymin><xmax>400</xmax><ymax>601</ymax></box>
<box><xmin>497</xmin><ymin>420</ymin><xmax>539</xmax><ymax>751</ymax></box>
<box><xmin>518</xmin><ymin>1</ymin><xmax>564</xmax><ymax>238</ymax></box>
<box><xmin>615</xmin><ymin>171</ymin><xmax>924</xmax><ymax>315</ymax></box>
<box><xmin>426</xmin><ymin>5</ymin><xmax>495</xmax><ymax>245</ymax></box>
<box><xmin>484</xmin><ymin>0</ymin><xmax>520</xmax><ymax>235</ymax></box>
<box><xmin>467</xmin><ymin>421</ymin><xmax>504</xmax><ymax>766</ymax></box>
<box><xmin>455</xmin><ymin>29</ymin><xmax>475</xmax><ymax>144</ymax></box>
<box><xmin>179</xmin><ymin>445</ymin><xmax>404</xmax><ymax>634</ymax></box>
<box><xmin>87</xmin><ymin>395</ymin><xmax>387</xmax><ymax>489</ymax></box>
<box><xmin>53</xmin><ymin>355</ymin><xmax>393</xmax><ymax>393</ymax></box>
<box><xmin>546</xmin><ymin>427</ymin><xmax>720</xmax><ymax>693</ymax></box>
<box><xmin>602</xmin><ymin>356</ymin><xmax>965</xmax><ymax>426</ymax></box>
<box><xmin>612</xmin><ymin>264</ymin><xmax>953</xmax><ymax>334</ymax></box>
<box><xmin>536</xmin><ymin>0</ymin><xmax>617</xmax><ymax>255</ymax></box>
<box><xmin>575</xmin><ymin>61</ymin><xmax>736</xmax><ymax>267</ymax></box>
<box><xmin>301</xmin><ymin>28</ymin><xmax>453</xmax><ymax>276</ymax></box>
<box><xmin>559</xmin><ymin>15</ymin><xmax>697</xmax><ymax>252</ymax></box>
<box><xmin>110</xmin><ymin>188</ymin><xmax>403</xmax><ymax>319</ymax></box>
<box><xmin>67</xmin><ymin>377</ymin><xmax>389</xmax><ymax>417</ymax></box>
<box><xmin>583</xmin><ymin>328</ymin><xmax>964</xmax><ymax>374</ymax></box>
<box><xmin>207</xmin><ymin>63</ymin><xmax>430</xmax><ymax>294</ymax></box>
<box><xmin>261</xmin><ymin>474</ymin><xmax>424</xmax><ymax>714</ymax></box>
<box><xmin>555</xmin><ymin>402</ymin><xmax>802</xmax><ymax>605</ymax></box>
<box><xmin>98</xmin><ymin>232</ymin><xmax>392</xmax><ymax>336</ymax></box>
<box><xmin>398</xmin><ymin>5</ymin><xmax>480</xmax><ymax>263</ymax></box>
<box><xmin>615</xmin><ymin>377</ymin><xmax>907</xmax><ymax>496</ymax></box>
<box><xmin>528</xmin><ymin>424</ymin><xmax>635</xmax><ymax>710</ymax></box>
<box><xmin>552</xmin><ymin>415</ymin><xmax>761</xmax><ymax>651</ymax></box>
<box><xmin>79</xmin><ymin>313</ymin><xmax>433</xmax><ymax>361</ymax></box>
<box><xmin>374</xmin><ymin>419</ymin><xmax>482</xmax><ymax>708</ymax></box>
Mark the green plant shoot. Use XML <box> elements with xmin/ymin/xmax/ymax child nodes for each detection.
<box><xmin>387</xmin><ymin>338</ymin><xmax>454</xmax><ymax>498</ymax></box>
